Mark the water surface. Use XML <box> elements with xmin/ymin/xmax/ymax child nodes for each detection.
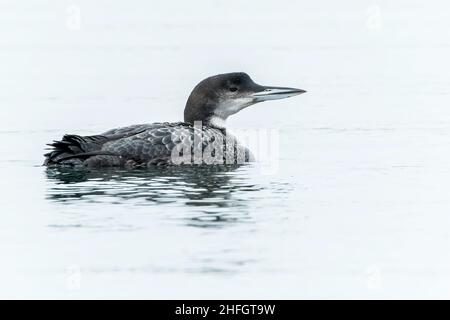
<box><xmin>1</xmin><ymin>0</ymin><xmax>450</xmax><ymax>299</ymax></box>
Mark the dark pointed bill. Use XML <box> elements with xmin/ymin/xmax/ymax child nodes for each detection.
<box><xmin>251</xmin><ymin>86</ymin><xmax>306</xmax><ymax>101</ymax></box>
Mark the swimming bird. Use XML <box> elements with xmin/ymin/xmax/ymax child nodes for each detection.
<box><xmin>44</xmin><ymin>72</ymin><xmax>305</xmax><ymax>167</ymax></box>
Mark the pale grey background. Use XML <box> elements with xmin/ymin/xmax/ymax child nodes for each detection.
<box><xmin>1</xmin><ymin>0</ymin><xmax>449</xmax><ymax>298</ymax></box>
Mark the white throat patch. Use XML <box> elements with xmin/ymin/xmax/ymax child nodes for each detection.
<box><xmin>209</xmin><ymin>116</ymin><xmax>227</xmax><ymax>129</ymax></box>
<box><xmin>213</xmin><ymin>97</ymin><xmax>254</xmax><ymax>120</ymax></box>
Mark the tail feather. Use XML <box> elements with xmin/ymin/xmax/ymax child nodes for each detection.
<box><xmin>44</xmin><ymin>134</ymin><xmax>108</xmax><ymax>166</ymax></box>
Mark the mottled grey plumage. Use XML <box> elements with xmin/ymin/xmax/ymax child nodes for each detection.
<box><xmin>44</xmin><ymin>122</ymin><xmax>252</xmax><ymax>167</ymax></box>
<box><xmin>44</xmin><ymin>72</ymin><xmax>305</xmax><ymax>167</ymax></box>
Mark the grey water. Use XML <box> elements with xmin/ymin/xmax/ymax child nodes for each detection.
<box><xmin>1</xmin><ymin>0</ymin><xmax>450</xmax><ymax>298</ymax></box>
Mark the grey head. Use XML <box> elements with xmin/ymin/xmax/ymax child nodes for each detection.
<box><xmin>184</xmin><ymin>72</ymin><xmax>306</xmax><ymax>128</ymax></box>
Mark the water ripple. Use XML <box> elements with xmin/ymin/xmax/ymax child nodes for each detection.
<box><xmin>45</xmin><ymin>165</ymin><xmax>270</xmax><ymax>230</ymax></box>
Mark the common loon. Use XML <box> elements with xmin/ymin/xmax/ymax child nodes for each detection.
<box><xmin>44</xmin><ymin>72</ymin><xmax>305</xmax><ymax>167</ymax></box>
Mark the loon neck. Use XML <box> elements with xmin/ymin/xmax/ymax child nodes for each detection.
<box><xmin>184</xmin><ymin>116</ymin><xmax>227</xmax><ymax>130</ymax></box>
<box><xmin>184</xmin><ymin>100</ymin><xmax>228</xmax><ymax>130</ymax></box>
<box><xmin>206</xmin><ymin>116</ymin><xmax>227</xmax><ymax>130</ymax></box>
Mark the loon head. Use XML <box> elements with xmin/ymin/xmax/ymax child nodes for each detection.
<box><xmin>184</xmin><ymin>72</ymin><xmax>306</xmax><ymax>129</ymax></box>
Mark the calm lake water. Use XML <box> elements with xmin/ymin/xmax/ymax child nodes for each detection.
<box><xmin>1</xmin><ymin>0</ymin><xmax>450</xmax><ymax>298</ymax></box>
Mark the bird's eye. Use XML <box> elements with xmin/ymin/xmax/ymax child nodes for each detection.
<box><xmin>229</xmin><ymin>87</ymin><xmax>238</xmax><ymax>92</ymax></box>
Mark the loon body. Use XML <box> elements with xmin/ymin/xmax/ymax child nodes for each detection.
<box><xmin>44</xmin><ymin>73</ymin><xmax>305</xmax><ymax>167</ymax></box>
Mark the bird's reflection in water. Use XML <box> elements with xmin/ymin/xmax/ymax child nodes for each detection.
<box><xmin>45</xmin><ymin>165</ymin><xmax>263</xmax><ymax>229</ymax></box>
